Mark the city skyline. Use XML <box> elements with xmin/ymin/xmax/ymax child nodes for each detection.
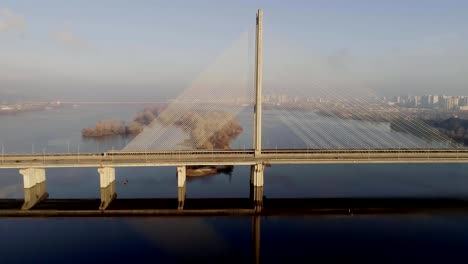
<box><xmin>383</xmin><ymin>94</ymin><xmax>468</xmax><ymax>111</ymax></box>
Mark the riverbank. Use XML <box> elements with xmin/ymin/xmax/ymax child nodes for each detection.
<box><xmin>0</xmin><ymin>102</ymin><xmax>66</xmax><ymax>115</ymax></box>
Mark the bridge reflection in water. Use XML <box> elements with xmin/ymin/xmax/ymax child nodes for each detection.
<box><xmin>3</xmin><ymin>199</ymin><xmax>468</xmax><ymax>263</ymax></box>
<box><xmin>252</xmin><ymin>215</ymin><xmax>261</xmax><ymax>264</ymax></box>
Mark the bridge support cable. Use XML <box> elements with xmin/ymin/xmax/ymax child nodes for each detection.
<box><xmin>272</xmin><ymin>109</ymin><xmax>323</xmax><ymax>149</ymax></box>
<box><xmin>278</xmin><ymin>104</ymin><xmax>365</xmax><ymax>150</ymax></box>
<box><xmin>136</xmin><ymin>100</ymin><xmax>246</xmax><ymax>150</ymax></box>
<box><xmin>297</xmin><ymin>83</ymin><xmax>417</xmax><ymax>150</ymax></box>
<box><xmin>121</xmin><ymin>14</ymin><xmax>258</xmax><ymax>153</ymax></box>
<box><xmin>177</xmin><ymin>166</ymin><xmax>187</xmax><ymax>210</ymax></box>
<box><xmin>294</xmin><ymin>98</ymin><xmax>407</xmax><ymax>150</ymax></box>
<box><xmin>278</xmin><ymin>113</ymin><xmax>325</xmax><ymax>149</ymax></box>
<box><xmin>269</xmin><ymin>80</ymin><xmax>421</xmax><ymax>150</ymax></box>
<box><xmin>279</xmin><ymin>110</ymin><xmax>344</xmax><ymax>149</ymax></box>
<box><xmin>124</xmin><ymin>104</ymin><xmax>218</xmax><ymax>151</ymax></box>
<box><xmin>279</xmin><ymin>106</ymin><xmax>342</xmax><ymax>149</ymax></box>
<box><xmin>99</xmin><ymin>167</ymin><xmax>116</xmax><ymax>210</ymax></box>
<box><xmin>266</xmin><ymin>82</ymin><xmax>409</xmax><ymax>150</ymax></box>
<box><xmin>280</xmin><ymin>98</ymin><xmax>380</xmax><ymax>150</ymax></box>
<box><xmin>278</xmin><ymin>105</ymin><xmax>369</xmax><ymax>150</ymax></box>
<box><xmin>123</xmin><ymin>29</ymin><xmax>254</xmax><ymax>152</ymax></box>
<box><xmin>20</xmin><ymin>168</ymin><xmax>48</xmax><ymax>210</ymax></box>
<box><xmin>325</xmin><ymin>91</ymin><xmax>451</xmax><ymax>149</ymax></box>
<box><xmin>272</xmin><ymin>95</ymin><xmax>394</xmax><ymax>150</ymax></box>
<box><xmin>329</xmin><ymin>86</ymin><xmax>459</xmax><ymax>148</ymax></box>
<box><xmin>266</xmin><ymin>78</ymin><xmax>458</xmax><ymax>151</ymax></box>
<box><xmin>122</xmin><ymin>93</ymin><xmax>250</xmax><ymax>152</ymax></box>
<box><xmin>261</xmin><ymin>37</ymin><xmax>461</xmax><ymax>149</ymax></box>
<box><xmin>291</xmin><ymin>102</ymin><xmax>383</xmax><ymax>150</ymax></box>
<box><xmin>292</xmin><ymin>78</ymin><xmax>459</xmax><ymax>149</ymax></box>
<box><xmin>303</xmin><ymin>85</ymin><xmax>418</xmax><ymax>150</ymax></box>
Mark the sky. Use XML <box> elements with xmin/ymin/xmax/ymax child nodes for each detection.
<box><xmin>1</xmin><ymin>0</ymin><xmax>468</xmax><ymax>101</ymax></box>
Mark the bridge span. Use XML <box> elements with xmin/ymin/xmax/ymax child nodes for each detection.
<box><xmin>1</xmin><ymin>149</ymin><xmax>468</xmax><ymax>169</ymax></box>
<box><xmin>1</xmin><ymin>149</ymin><xmax>468</xmax><ymax>212</ymax></box>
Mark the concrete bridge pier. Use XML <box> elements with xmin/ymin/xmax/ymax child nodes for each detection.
<box><xmin>20</xmin><ymin>168</ymin><xmax>48</xmax><ymax>210</ymax></box>
<box><xmin>99</xmin><ymin>167</ymin><xmax>116</xmax><ymax>210</ymax></box>
<box><xmin>177</xmin><ymin>166</ymin><xmax>186</xmax><ymax>210</ymax></box>
<box><xmin>250</xmin><ymin>163</ymin><xmax>265</xmax><ymax>211</ymax></box>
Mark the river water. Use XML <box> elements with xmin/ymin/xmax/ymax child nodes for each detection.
<box><xmin>1</xmin><ymin>105</ymin><xmax>468</xmax><ymax>263</ymax></box>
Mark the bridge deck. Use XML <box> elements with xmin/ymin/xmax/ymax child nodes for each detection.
<box><xmin>1</xmin><ymin>149</ymin><xmax>468</xmax><ymax>168</ymax></box>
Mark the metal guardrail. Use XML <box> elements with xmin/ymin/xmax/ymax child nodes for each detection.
<box><xmin>1</xmin><ymin>149</ymin><xmax>468</xmax><ymax>169</ymax></box>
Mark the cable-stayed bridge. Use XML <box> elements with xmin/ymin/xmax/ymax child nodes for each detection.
<box><xmin>1</xmin><ymin>9</ymin><xmax>468</xmax><ymax>213</ymax></box>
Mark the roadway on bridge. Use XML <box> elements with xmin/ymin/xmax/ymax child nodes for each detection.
<box><xmin>1</xmin><ymin>149</ymin><xmax>468</xmax><ymax>169</ymax></box>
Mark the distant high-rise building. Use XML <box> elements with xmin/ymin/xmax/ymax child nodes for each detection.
<box><xmin>392</xmin><ymin>96</ymin><xmax>401</xmax><ymax>104</ymax></box>
<box><xmin>421</xmin><ymin>95</ymin><xmax>432</xmax><ymax>107</ymax></box>
<box><xmin>410</xmin><ymin>96</ymin><xmax>421</xmax><ymax>107</ymax></box>
<box><xmin>385</xmin><ymin>94</ymin><xmax>468</xmax><ymax>110</ymax></box>
<box><xmin>279</xmin><ymin>95</ymin><xmax>288</xmax><ymax>104</ymax></box>
<box><xmin>444</xmin><ymin>97</ymin><xmax>456</xmax><ymax>111</ymax></box>
<box><xmin>400</xmin><ymin>94</ymin><xmax>409</xmax><ymax>105</ymax></box>
<box><xmin>460</xmin><ymin>97</ymin><xmax>468</xmax><ymax>107</ymax></box>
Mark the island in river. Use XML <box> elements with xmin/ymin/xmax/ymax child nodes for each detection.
<box><xmin>81</xmin><ymin>105</ymin><xmax>242</xmax><ymax>177</ymax></box>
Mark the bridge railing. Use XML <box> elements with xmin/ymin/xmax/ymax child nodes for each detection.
<box><xmin>1</xmin><ymin>149</ymin><xmax>468</xmax><ymax>167</ymax></box>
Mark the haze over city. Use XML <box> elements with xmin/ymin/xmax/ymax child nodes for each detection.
<box><xmin>1</xmin><ymin>0</ymin><xmax>468</xmax><ymax>101</ymax></box>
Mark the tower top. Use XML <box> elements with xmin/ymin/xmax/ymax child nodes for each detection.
<box><xmin>254</xmin><ymin>8</ymin><xmax>263</xmax><ymax>156</ymax></box>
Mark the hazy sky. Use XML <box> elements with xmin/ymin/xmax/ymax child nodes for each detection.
<box><xmin>1</xmin><ymin>0</ymin><xmax>468</xmax><ymax>100</ymax></box>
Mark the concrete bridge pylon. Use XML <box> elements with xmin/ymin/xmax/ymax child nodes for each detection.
<box><xmin>253</xmin><ymin>9</ymin><xmax>263</xmax><ymax>157</ymax></box>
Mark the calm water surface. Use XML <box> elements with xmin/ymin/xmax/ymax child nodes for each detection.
<box><xmin>1</xmin><ymin>105</ymin><xmax>468</xmax><ymax>263</ymax></box>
